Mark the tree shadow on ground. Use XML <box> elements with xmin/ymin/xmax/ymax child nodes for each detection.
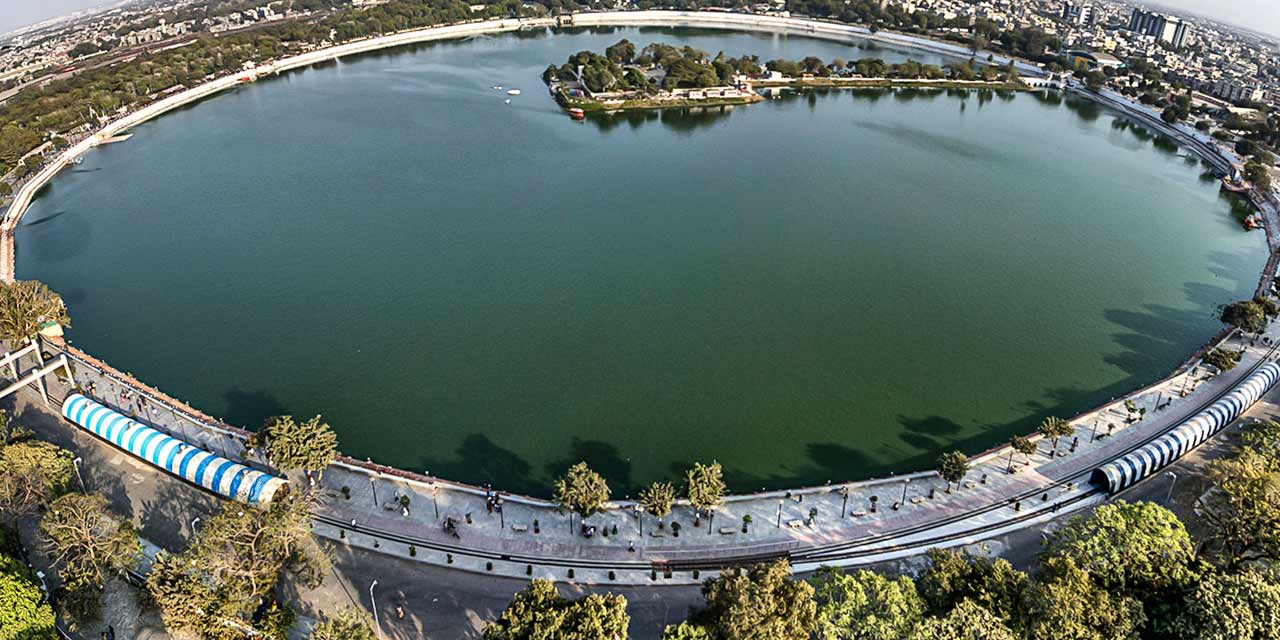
<box><xmin>137</xmin><ymin>474</ymin><xmax>219</xmax><ymax>552</ymax></box>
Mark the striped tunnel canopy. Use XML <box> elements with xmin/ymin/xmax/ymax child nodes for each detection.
<box><xmin>1091</xmin><ymin>361</ymin><xmax>1280</xmax><ymax>494</ymax></box>
<box><xmin>62</xmin><ymin>394</ymin><xmax>287</xmax><ymax>505</ymax></box>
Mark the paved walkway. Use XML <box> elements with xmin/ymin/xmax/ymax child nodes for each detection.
<box><xmin>8</xmin><ymin>318</ymin><xmax>1273</xmax><ymax>585</ymax></box>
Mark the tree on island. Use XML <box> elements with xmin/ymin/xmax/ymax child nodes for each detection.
<box><xmin>937</xmin><ymin>451</ymin><xmax>969</xmax><ymax>493</ymax></box>
<box><xmin>250</xmin><ymin>414</ymin><xmax>338</xmax><ymax>482</ymax></box>
<box><xmin>0</xmin><ymin>279</ymin><xmax>70</xmax><ymax>345</ymax></box>
<box><xmin>1038</xmin><ymin>416</ymin><xmax>1074</xmax><ymax>457</ymax></box>
<box><xmin>685</xmin><ymin>461</ymin><xmax>725</xmax><ymax>526</ymax></box>
<box><xmin>640</xmin><ymin>481</ymin><xmax>675</xmax><ymax>530</ymax></box>
<box><xmin>553</xmin><ymin>462</ymin><xmax>610</xmax><ymax>534</ymax></box>
<box><xmin>482</xmin><ymin>579</ymin><xmax>629</xmax><ymax>640</ymax></box>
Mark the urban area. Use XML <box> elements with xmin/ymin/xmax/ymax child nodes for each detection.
<box><xmin>2</xmin><ymin>0</ymin><xmax>1280</xmax><ymax>638</ymax></box>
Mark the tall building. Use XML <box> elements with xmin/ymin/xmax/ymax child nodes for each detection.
<box><xmin>1062</xmin><ymin>2</ymin><xmax>1095</xmax><ymax>26</ymax></box>
<box><xmin>1128</xmin><ymin>8</ymin><xmax>1190</xmax><ymax>48</ymax></box>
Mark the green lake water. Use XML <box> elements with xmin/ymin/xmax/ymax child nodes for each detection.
<box><xmin>16</xmin><ymin>27</ymin><xmax>1267</xmax><ymax>496</ymax></box>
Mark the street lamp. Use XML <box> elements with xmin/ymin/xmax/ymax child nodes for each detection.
<box><xmin>370</xmin><ymin>580</ymin><xmax>382</xmax><ymax>638</ymax></box>
<box><xmin>72</xmin><ymin>457</ymin><xmax>85</xmax><ymax>491</ymax></box>
<box><xmin>776</xmin><ymin>499</ymin><xmax>783</xmax><ymax>528</ymax></box>
<box><xmin>370</xmin><ymin>477</ymin><xmax>379</xmax><ymax>508</ymax></box>
<box><xmin>191</xmin><ymin>517</ymin><xmax>201</xmax><ymax>535</ymax></box>
<box><xmin>1165</xmin><ymin>472</ymin><xmax>1177</xmax><ymax>504</ymax></box>
<box><xmin>899</xmin><ymin>478</ymin><xmax>910</xmax><ymax>508</ymax></box>
<box><xmin>429</xmin><ymin>479</ymin><xmax>440</xmax><ymax>520</ymax></box>
<box><xmin>840</xmin><ymin>486</ymin><xmax>849</xmax><ymax>518</ymax></box>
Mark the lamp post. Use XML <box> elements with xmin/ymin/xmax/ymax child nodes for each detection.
<box><xmin>1165</xmin><ymin>472</ymin><xmax>1177</xmax><ymax>504</ymax></box>
<box><xmin>191</xmin><ymin>517</ymin><xmax>201</xmax><ymax>536</ymax></box>
<box><xmin>776</xmin><ymin>499</ymin><xmax>783</xmax><ymax>528</ymax></box>
<box><xmin>840</xmin><ymin>486</ymin><xmax>849</xmax><ymax>518</ymax></box>
<box><xmin>370</xmin><ymin>477</ymin><xmax>379</xmax><ymax>508</ymax></box>
<box><xmin>1090</xmin><ymin>420</ymin><xmax>1099</xmax><ymax>442</ymax></box>
<box><xmin>428</xmin><ymin>477</ymin><xmax>440</xmax><ymax>520</ymax></box>
<box><xmin>72</xmin><ymin>457</ymin><xmax>84</xmax><ymax>491</ymax></box>
<box><xmin>370</xmin><ymin>580</ymin><xmax>382</xmax><ymax>638</ymax></box>
<box><xmin>898</xmin><ymin>478</ymin><xmax>910</xmax><ymax>510</ymax></box>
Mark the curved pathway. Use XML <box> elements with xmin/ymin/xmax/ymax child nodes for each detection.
<box><xmin>3</xmin><ymin>10</ymin><xmax>1277</xmax><ymax>586</ymax></box>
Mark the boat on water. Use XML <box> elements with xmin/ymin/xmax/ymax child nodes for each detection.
<box><xmin>1246</xmin><ymin>215</ymin><xmax>1264</xmax><ymax>230</ymax></box>
<box><xmin>507</xmin><ymin>89</ymin><xmax>521</xmax><ymax>96</ymax></box>
<box><xmin>568</xmin><ymin>107</ymin><xmax>585</xmax><ymax>120</ymax></box>
<box><xmin>493</xmin><ymin>85</ymin><xmax>503</xmax><ymax>90</ymax></box>
<box><xmin>504</xmin><ymin>99</ymin><xmax>511</xmax><ymax>104</ymax></box>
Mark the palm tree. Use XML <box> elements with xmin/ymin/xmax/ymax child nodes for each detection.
<box><xmin>1039</xmin><ymin>417</ymin><xmax>1074</xmax><ymax>458</ymax></box>
<box><xmin>1009</xmin><ymin>435</ymin><xmax>1036</xmax><ymax>472</ymax></box>
<box><xmin>685</xmin><ymin>461</ymin><xmax>725</xmax><ymax>526</ymax></box>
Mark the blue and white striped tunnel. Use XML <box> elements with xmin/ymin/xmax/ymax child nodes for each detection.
<box><xmin>62</xmin><ymin>393</ymin><xmax>287</xmax><ymax>505</ymax></box>
<box><xmin>1091</xmin><ymin>361</ymin><xmax>1280</xmax><ymax>494</ymax></box>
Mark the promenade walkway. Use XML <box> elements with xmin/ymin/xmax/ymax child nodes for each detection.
<box><xmin>15</xmin><ymin>318</ymin><xmax>1275</xmax><ymax>586</ymax></box>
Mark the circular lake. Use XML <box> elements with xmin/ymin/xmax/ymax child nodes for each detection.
<box><xmin>17</xmin><ymin>26</ymin><xmax>1266</xmax><ymax>496</ymax></box>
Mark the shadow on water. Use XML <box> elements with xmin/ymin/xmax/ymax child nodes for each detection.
<box><xmin>546</xmin><ymin>438</ymin><xmax>632</xmax><ymax>495</ymax></box>
<box><xmin>414</xmin><ymin>433</ymin><xmax>540</xmax><ymax>496</ymax></box>
<box><xmin>20</xmin><ymin>210</ymin><xmax>68</xmax><ymax>227</ymax></box>
<box><xmin>221</xmin><ymin>387</ymin><xmax>289</xmax><ymax>430</ymax></box>
<box><xmin>851</xmin><ymin>120</ymin><xmax>1008</xmax><ymax>163</ymax></box>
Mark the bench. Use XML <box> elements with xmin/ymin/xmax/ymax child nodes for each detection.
<box><xmin>510</xmin><ymin>524</ymin><xmax>529</xmax><ymax>533</ymax></box>
<box><xmin>850</xmin><ymin>509</ymin><xmax>868</xmax><ymax>517</ymax></box>
<box><xmin>910</xmin><ymin>496</ymin><xmax>925</xmax><ymax>504</ymax></box>
<box><xmin>718</xmin><ymin>527</ymin><xmax>736</xmax><ymax>535</ymax></box>
<box><xmin>787</xmin><ymin>519</ymin><xmax>805</xmax><ymax>529</ymax></box>
<box><xmin>649</xmin><ymin>530</ymin><xmax>665</xmax><ymax>538</ymax></box>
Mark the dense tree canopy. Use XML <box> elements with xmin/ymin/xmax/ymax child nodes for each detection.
<box><xmin>0</xmin><ymin>280</ymin><xmax>70</xmax><ymax>346</ymax></box>
<box><xmin>688</xmin><ymin>560</ymin><xmax>817</xmax><ymax>640</ymax></box>
<box><xmin>0</xmin><ymin>552</ymin><xmax>56</xmax><ymax>640</ymax></box>
<box><xmin>811</xmin><ymin>567</ymin><xmax>924</xmax><ymax>640</ymax></box>
<box><xmin>1043</xmin><ymin>501</ymin><xmax>1195</xmax><ymax>597</ymax></box>
<box><xmin>482</xmin><ymin>579</ymin><xmax>629</xmax><ymax>640</ymax></box>
<box><xmin>40</xmin><ymin>493</ymin><xmax>141</xmax><ymax>618</ymax></box>
<box><xmin>0</xmin><ymin>440</ymin><xmax>74</xmax><ymax>522</ymax></box>
<box><xmin>251</xmin><ymin>414</ymin><xmax>338</xmax><ymax>475</ymax></box>
<box><xmin>553</xmin><ymin>462</ymin><xmax>610</xmax><ymax>523</ymax></box>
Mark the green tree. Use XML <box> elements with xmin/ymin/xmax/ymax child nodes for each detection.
<box><xmin>640</xmin><ymin>481</ymin><xmax>675</xmax><ymax>528</ymax></box>
<box><xmin>1203</xmin><ymin>349</ymin><xmax>1244</xmax><ymax>372</ymax></box>
<box><xmin>0</xmin><ymin>552</ymin><xmax>56</xmax><ymax>640</ymax></box>
<box><xmin>917</xmin><ymin>549</ymin><xmax>1026</xmax><ymax>623</ymax></box>
<box><xmin>0</xmin><ymin>280</ymin><xmax>70</xmax><ymax>346</ymax></box>
<box><xmin>605</xmin><ymin>38</ymin><xmax>636</xmax><ymax>63</ymax></box>
<box><xmin>0</xmin><ymin>440</ymin><xmax>74</xmax><ymax>522</ymax></box>
<box><xmin>1085</xmin><ymin>69</ymin><xmax>1107</xmax><ymax>91</ymax></box>
<box><xmin>1220</xmin><ymin>298</ymin><xmax>1272</xmax><ymax>335</ymax></box>
<box><xmin>553</xmin><ymin>462</ymin><xmax>610</xmax><ymax>533</ymax></box>
<box><xmin>662</xmin><ymin>621</ymin><xmax>712</xmax><ymax>640</ymax></box>
<box><xmin>1038</xmin><ymin>416</ymin><xmax>1074</xmax><ymax>457</ymax></box>
<box><xmin>938</xmin><ymin>451</ymin><xmax>969</xmax><ymax>493</ymax></box>
<box><xmin>1020</xmin><ymin>557</ymin><xmax>1145</xmax><ymax>640</ymax></box>
<box><xmin>693</xmin><ymin>560</ymin><xmax>816</xmax><ymax>640</ymax></box>
<box><xmin>1172</xmin><ymin>569</ymin><xmax>1280</xmax><ymax>640</ymax></box>
<box><xmin>1008</xmin><ymin>435</ymin><xmax>1036</xmax><ymax>472</ymax></box>
<box><xmin>252</xmin><ymin>415</ymin><xmax>338</xmax><ymax>478</ymax></box>
<box><xmin>908</xmin><ymin>600</ymin><xmax>1015</xmax><ymax>640</ymax></box>
<box><xmin>147</xmin><ymin>495</ymin><xmax>327</xmax><ymax>638</ymax></box>
<box><xmin>310</xmin><ymin>607</ymin><xmax>378</xmax><ymax>640</ymax></box>
<box><xmin>482</xmin><ymin>579</ymin><xmax>629</xmax><ymax>640</ymax></box>
<box><xmin>685</xmin><ymin>461</ymin><xmax>725</xmax><ymax>520</ymax></box>
<box><xmin>40</xmin><ymin>493</ymin><xmax>141</xmax><ymax>619</ymax></box>
<box><xmin>1242</xmin><ymin>419</ymin><xmax>1280</xmax><ymax>463</ymax></box>
<box><xmin>811</xmin><ymin>566</ymin><xmax>924</xmax><ymax>640</ymax></box>
<box><xmin>1043</xmin><ymin>501</ymin><xmax>1194</xmax><ymax>596</ymax></box>
<box><xmin>1200</xmin><ymin>448</ymin><xmax>1280</xmax><ymax>568</ymax></box>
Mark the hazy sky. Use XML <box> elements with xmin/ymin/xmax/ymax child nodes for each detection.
<box><xmin>2</xmin><ymin>0</ymin><xmax>111</xmax><ymax>35</ymax></box>
<box><xmin>2</xmin><ymin>0</ymin><xmax>1279</xmax><ymax>38</ymax></box>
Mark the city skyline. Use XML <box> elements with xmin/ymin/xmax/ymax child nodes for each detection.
<box><xmin>3</xmin><ymin>0</ymin><xmax>1280</xmax><ymax>39</ymax></box>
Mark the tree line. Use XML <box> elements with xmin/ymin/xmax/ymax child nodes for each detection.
<box><xmin>485</xmin><ymin>418</ymin><xmax>1280</xmax><ymax>640</ymax></box>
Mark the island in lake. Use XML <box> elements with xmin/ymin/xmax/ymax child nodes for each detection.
<box><xmin>543</xmin><ymin>39</ymin><xmax>1029</xmax><ymax>113</ymax></box>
